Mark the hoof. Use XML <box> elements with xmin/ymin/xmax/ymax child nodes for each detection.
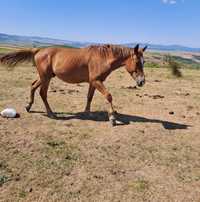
<box><xmin>110</xmin><ymin>119</ymin><xmax>116</xmax><ymax>127</ymax></box>
<box><xmin>47</xmin><ymin>112</ymin><xmax>56</xmax><ymax>119</ymax></box>
<box><xmin>109</xmin><ymin>115</ymin><xmax>116</xmax><ymax>127</ymax></box>
<box><xmin>25</xmin><ymin>104</ymin><xmax>31</xmax><ymax>112</ymax></box>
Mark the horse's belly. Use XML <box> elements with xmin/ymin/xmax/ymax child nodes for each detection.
<box><xmin>54</xmin><ymin>66</ymin><xmax>89</xmax><ymax>83</ymax></box>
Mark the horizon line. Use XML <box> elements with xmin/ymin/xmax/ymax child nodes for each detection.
<box><xmin>0</xmin><ymin>32</ymin><xmax>200</xmax><ymax>50</ymax></box>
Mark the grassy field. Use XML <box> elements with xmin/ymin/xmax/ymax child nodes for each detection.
<box><xmin>0</xmin><ymin>48</ymin><xmax>16</xmax><ymax>54</ymax></box>
<box><xmin>0</xmin><ymin>47</ymin><xmax>200</xmax><ymax>201</ymax></box>
<box><xmin>145</xmin><ymin>51</ymin><xmax>200</xmax><ymax>69</ymax></box>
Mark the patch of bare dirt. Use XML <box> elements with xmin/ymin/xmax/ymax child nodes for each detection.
<box><xmin>0</xmin><ymin>63</ymin><xmax>200</xmax><ymax>202</ymax></box>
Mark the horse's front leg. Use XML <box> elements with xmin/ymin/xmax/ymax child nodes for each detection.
<box><xmin>92</xmin><ymin>80</ymin><xmax>117</xmax><ymax>126</ymax></box>
<box><xmin>84</xmin><ymin>84</ymin><xmax>96</xmax><ymax>113</ymax></box>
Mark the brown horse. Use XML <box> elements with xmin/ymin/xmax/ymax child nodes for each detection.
<box><xmin>0</xmin><ymin>44</ymin><xmax>147</xmax><ymax>125</ymax></box>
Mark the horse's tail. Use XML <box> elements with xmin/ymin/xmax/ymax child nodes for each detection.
<box><xmin>0</xmin><ymin>48</ymin><xmax>40</xmax><ymax>67</ymax></box>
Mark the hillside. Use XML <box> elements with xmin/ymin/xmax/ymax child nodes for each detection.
<box><xmin>1</xmin><ymin>33</ymin><xmax>200</xmax><ymax>52</ymax></box>
<box><xmin>0</xmin><ymin>33</ymin><xmax>88</xmax><ymax>48</ymax></box>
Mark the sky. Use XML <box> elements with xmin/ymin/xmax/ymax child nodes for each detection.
<box><xmin>0</xmin><ymin>0</ymin><xmax>199</xmax><ymax>47</ymax></box>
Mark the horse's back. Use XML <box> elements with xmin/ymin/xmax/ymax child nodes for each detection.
<box><xmin>34</xmin><ymin>46</ymin><xmax>107</xmax><ymax>83</ymax></box>
<box><xmin>36</xmin><ymin>47</ymin><xmax>89</xmax><ymax>83</ymax></box>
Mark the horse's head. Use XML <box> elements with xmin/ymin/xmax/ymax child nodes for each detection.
<box><xmin>125</xmin><ymin>44</ymin><xmax>147</xmax><ymax>87</ymax></box>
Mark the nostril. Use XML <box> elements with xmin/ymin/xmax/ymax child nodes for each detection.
<box><xmin>137</xmin><ymin>81</ymin><xmax>142</xmax><ymax>87</ymax></box>
<box><xmin>137</xmin><ymin>80</ymin><xmax>145</xmax><ymax>87</ymax></box>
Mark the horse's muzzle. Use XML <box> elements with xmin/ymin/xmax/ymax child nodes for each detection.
<box><xmin>136</xmin><ymin>76</ymin><xmax>145</xmax><ymax>87</ymax></box>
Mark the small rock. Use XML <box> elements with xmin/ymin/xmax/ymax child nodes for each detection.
<box><xmin>65</xmin><ymin>171</ymin><xmax>71</xmax><ymax>176</ymax></box>
<box><xmin>152</xmin><ymin>95</ymin><xmax>165</xmax><ymax>99</ymax></box>
<box><xmin>126</xmin><ymin>86</ymin><xmax>137</xmax><ymax>90</ymax></box>
<box><xmin>136</xmin><ymin>94</ymin><xmax>142</xmax><ymax>98</ymax></box>
<box><xmin>1</xmin><ymin>108</ymin><xmax>17</xmax><ymax>118</ymax></box>
<box><xmin>187</xmin><ymin>106</ymin><xmax>193</xmax><ymax>111</ymax></box>
<box><xmin>24</xmin><ymin>187</ymin><xmax>33</xmax><ymax>193</ymax></box>
<box><xmin>28</xmin><ymin>188</ymin><xmax>33</xmax><ymax>192</ymax></box>
<box><xmin>67</xmin><ymin>89</ymin><xmax>79</xmax><ymax>94</ymax></box>
<box><xmin>65</xmin><ymin>155</ymin><xmax>73</xmax><ymax>160</ymax></box>
<box><xmin>93</xmin><ymin>175</ymin><xmax>103</xmax><ymax>179</ymax></box>
<box><xmin>14</xmin><ymin>176</ymin><xmax>21</xmax><ymax>181</ymax></box>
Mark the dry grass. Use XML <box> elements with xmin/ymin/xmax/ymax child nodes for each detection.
<box><xmin>0</xmin><ymin>53</ymin><xmax>200</xmax><ymax>201</ymax></box>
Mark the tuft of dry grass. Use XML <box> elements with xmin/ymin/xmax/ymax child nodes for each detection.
<box><xmin>164</xmin><ymin>54</ymin><xmax>182</xmax><ymax>77</ymax></box>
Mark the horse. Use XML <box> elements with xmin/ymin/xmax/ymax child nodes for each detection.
<box><xmin>0</xmin><ymin>44</ymin><xmax>147</xmax><ymax>126</ymax></box>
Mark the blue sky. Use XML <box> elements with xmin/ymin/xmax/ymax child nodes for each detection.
<box><xmin>0</xmin><ymin>0</ymin><xmax>199</xmax><ymax>47</ymax></box>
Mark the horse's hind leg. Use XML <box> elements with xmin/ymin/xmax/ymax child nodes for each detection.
<box><xmin>39</xmin><ymin>78</ymin><xmax>55</xmax><ymax>118</ymax></box>
<box><xmin>26</xmin><ymin>79</ymin><xmax>41</xmax><ymax>112</ymax></box>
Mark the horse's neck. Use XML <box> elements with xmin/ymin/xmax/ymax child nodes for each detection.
<box><xmin>110</xmin><ymin>56</ymin><xmax>126</xmax><ymax>71</ymax></box>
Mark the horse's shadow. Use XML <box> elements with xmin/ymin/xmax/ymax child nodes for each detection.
<box><xmin>31</xmin><ymin>110</ymin><xmax>190</xmax><ymax>130</ymax></box>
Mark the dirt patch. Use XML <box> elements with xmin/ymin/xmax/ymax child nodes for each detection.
<box><xmin>0</xmin><ymin>63</ymin><xmax>200</xmax><ymax>201</ymax></box>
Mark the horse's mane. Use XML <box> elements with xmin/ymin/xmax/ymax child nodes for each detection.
<box><xmin>86</xmin><ymin>44</ymin><xmax>133</xmax><ymax>59</ymax></box>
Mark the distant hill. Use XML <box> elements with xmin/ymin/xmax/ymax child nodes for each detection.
<box><xmin>124</xmin><ymin>43</ymin><xmax>200</xmax><ymax>53</ymax></box>
<box><xmin>0</xmin><ymin>33</ymin><xmax>200</xmax><ymax>52</ymax></box>
<box><xmin>0</xmin><ymin>33</ymin><xmax>88</xmax><ymax>48</ymax></box>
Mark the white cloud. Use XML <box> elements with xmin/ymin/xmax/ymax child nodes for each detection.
<box><xmin>162</xmin><ymin>0</ymin><xmax>177</xmax><ymax>4</ymax></box>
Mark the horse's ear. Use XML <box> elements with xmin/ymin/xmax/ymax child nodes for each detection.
<box><xmin>134</xmin><ymin>44</ymin><xmax>139</xmax><ymax>54</ymax></box>
<box><xmin>143</xmin><ymin>46</ymin><xmax>148</xmax><ymax>52</ymax></box>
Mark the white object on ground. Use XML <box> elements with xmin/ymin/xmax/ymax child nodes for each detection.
<box><xmin>1</xmin><ymin>108</ymin><xmax>17</xmax><ymax>118</ymax></box>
